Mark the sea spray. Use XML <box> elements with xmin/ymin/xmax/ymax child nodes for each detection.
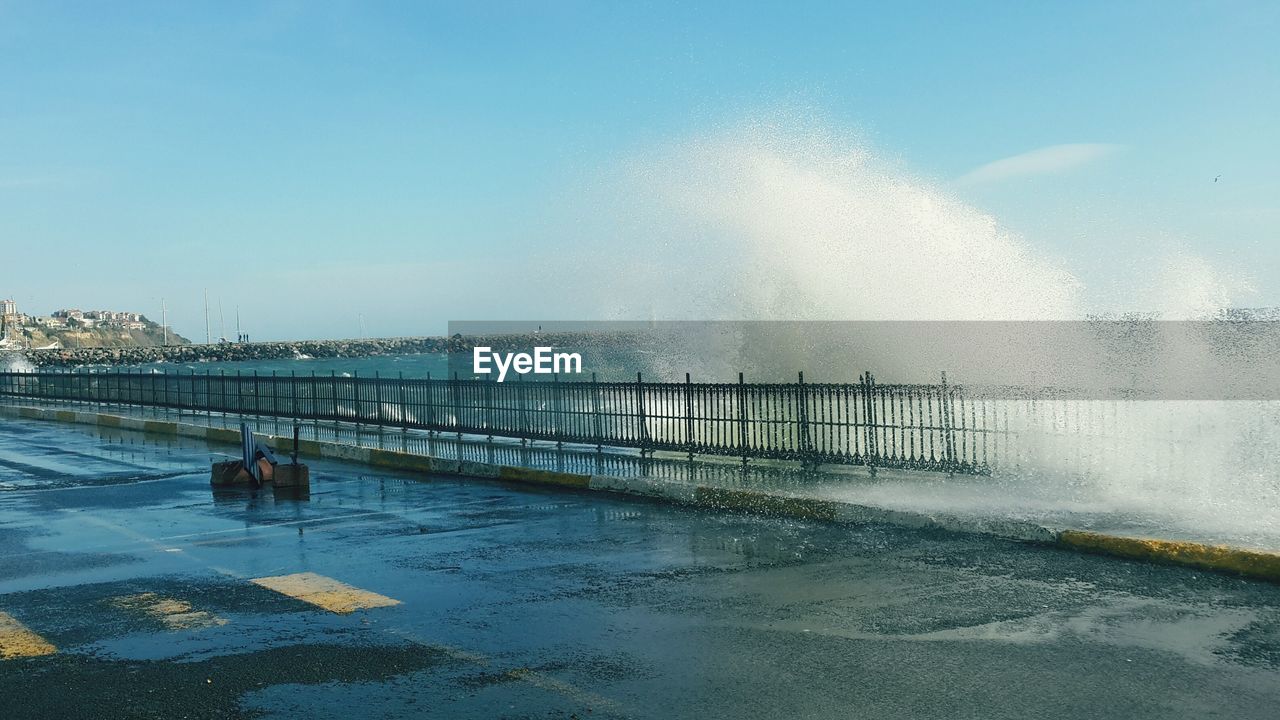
<box><xmin>0</xmin><ymin>351</ymin><xmax>34</xmax><ymax>373</ymax></box>
<box><xmin>540</xmin><ymin>114</ymin><xmax>1277</xmax><ymax>544</ymax></box>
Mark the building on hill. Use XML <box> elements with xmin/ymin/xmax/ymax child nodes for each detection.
<box><xmin>51</xmin><ymin>309</ymin><xmax>150</xmax><ymax>329</ymax></box>
<box><xmin>1</xmin><ymin>299</ymin><xmax>20</xmax><ymax>342</ymax></box>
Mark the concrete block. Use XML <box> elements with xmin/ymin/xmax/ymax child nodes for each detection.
<box><xmin>210</xmin><ymin>460</ymin><xmax>252</xmax><ymax>486</ymax></box>
<box><xmin>273</xmin><ymin>463</ymin><xmax>310</xmax><ymax>489</ymax></box>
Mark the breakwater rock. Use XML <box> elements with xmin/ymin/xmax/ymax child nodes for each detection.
<box><xmin>27</xmin><ymin>337</ymin><xmax>459</xmax><ymax>368</ymax></box>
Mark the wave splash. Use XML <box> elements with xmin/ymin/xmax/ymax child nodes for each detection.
<box><xmin>558</xmin><ymin>116</ymin><xmax>1274</xmax><ymax>545</ymax></box>
<box><xmin>569</xmin><ymin>117</ymin><xmax>1244</xmax><ymax>324</ymax></box>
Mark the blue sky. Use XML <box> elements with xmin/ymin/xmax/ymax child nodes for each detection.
<box><xmin>2</xmin><ymin>1</ymin><xmax>1277</xmax><ymax>339</ymax></box>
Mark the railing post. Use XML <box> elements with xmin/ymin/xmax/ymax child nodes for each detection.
<box><xmin>591</xmin><ymin>372</ymin><xmax>603</xmax><ymax>451</ymax></box>
<box><xmin>451</xmin><ymin>372</ymin><xmax>462</xmax><ymax>438</ymax></box>
<box><xmin>517</xmin><ymin>373</ymin><xmax>528</xmax><ymax>443</ymax></box>
<box><xmin>484</xmin><ymin>374</ymin><xmax>494</xmax><ymax>441</ymax></box>
<box><xmin>330</xmin><ymin>370</ymin><xmax>339</xmax><ymax>421</ymax></box>
<box><xmin>353</xmin><ymin>370</ymin><xmax>361</xmax><ymax>429</ymax></box>
<box><xmin>425</xmin><ymin>372</ymin><xmax>437</xmax><ymax>431</ymax></box>
<box><xmin>635</xmin><ymin>372</ymin><xmax>650</xmax><ymax>454</ymax></box>
<box><xmin>738</xmin><ymin>372</ymin><xmax>748</xmax><ymax>466</ymax></box>
<box><xmin>862</xmin><ymin>371</ymin><xmax>877</xmax><ymax>477</ymax></box>
<box><xmin>684</xmin><ymin>373</ymin><xmax>695</xmax><ymax>460</ymax></box>
<box><xmin>553</xmin><ymin>373</ymin><xmax>563</xmax><ymax>448</ymax></box>
<box><xmin>797</xmin><ymin>371</ymin><xmax>813</xmax><ymax>466</ymax></box>
<box><xmin>941</xmin><ymin>371</ymin><xmax>957</xmax><ymax>473</ymax></box>
<box><xmin>397</xmin><ymin>371</ymin><xmax>408</xmax><ymax>430</ymax></box>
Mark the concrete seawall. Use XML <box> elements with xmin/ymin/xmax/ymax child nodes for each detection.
<box><xmin>4</xmin><ymin>403</ymin><xmax>1279</xmax><ymax>585</ymax></box>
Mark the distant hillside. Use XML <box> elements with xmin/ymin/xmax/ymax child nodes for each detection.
<box><xmin>13</xmin><ymin>320</ymin><xmax>189</xmax><ymax>349</ymax></box>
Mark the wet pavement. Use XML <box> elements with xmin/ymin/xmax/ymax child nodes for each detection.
<box><xmin>8</xmin><ymin>397</ymin><xmax>1280</xmax><ymax>551</ymax></box>
<box><xmin>2</xmin><ymin>417</ymin><xmax>1280</xmax><ymax>719</ymax></box>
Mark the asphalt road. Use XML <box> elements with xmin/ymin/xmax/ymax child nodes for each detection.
<box><xmin>2</xmin><ymin>417</ymin><xmax>1279</xmax><ymax>719</ymax></box>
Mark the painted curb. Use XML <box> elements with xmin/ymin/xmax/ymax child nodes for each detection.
<box><xmin>5</xmin><ymin>403</ymin><xmax>1279</xmax><ymax>584</ymax></box>
<box><xmin>368</xmin><ymin>448</ymin><xmax>435</xmax><ymax>474</ymax></box>
<box><xmin>1057</xmin><ymin>530</ymin><xmax>1280</xmax><ymax>584</ymax></box>
<box><xmin>588</xmin><ymin>475</ymin><xmax>699</xmax><ymax>504</ymax></box>
<box><xmin>497</xmin><ymin>466</ymin><xmax>591</xmax><ymax>489</ymax></box>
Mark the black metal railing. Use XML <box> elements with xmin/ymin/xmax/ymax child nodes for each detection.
<box><xmin>0</xmin><ymin>369</ymin><xmax>1180</xmax><ymax>477</ymax></box>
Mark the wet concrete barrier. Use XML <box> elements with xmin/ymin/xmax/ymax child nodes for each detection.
<box><xmin>691</xmin><ymin>486</ymin><xmax>842</xmax><ymax>521</ymax></box>
<box><xmin>5</xmin><ymin>403</ymin><xmax>1279</xmax><ymax>585</ymax></box>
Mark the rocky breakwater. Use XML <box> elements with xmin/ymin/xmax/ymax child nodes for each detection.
<box><xmin>22</xmin><ymin>332</ymin><xmax>637</xmax><ymax>369</ymax></box>
<box><xmin>26</xmin><ymin>337</ymin><xmax>461</xmax><ymax>368</ymax></box>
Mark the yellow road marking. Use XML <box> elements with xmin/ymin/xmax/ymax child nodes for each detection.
<box><xmin>250</xmin><ymin>572</ymin><xmax>401</xmax><ymax>614</ymax></box>
<box><xmin>110</xmin><ymin>593</ymin><xmax>228</xmax><ymax>630</ymax></box>
<box><xmin>0</xmin><ymin>611</ymin><xmax>56</xmax><ymax>659</ymax></box>
<box><xmin>57</xmin><ymin>504</ymin><xmax>616</xmax><ymax>709</ymax></box>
